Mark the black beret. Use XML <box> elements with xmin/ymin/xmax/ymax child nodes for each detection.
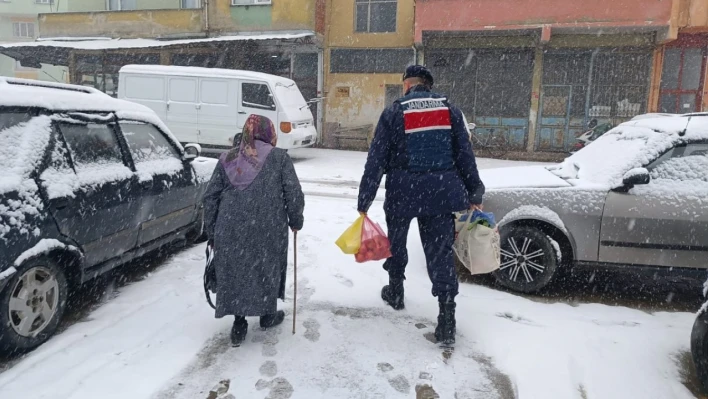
<box><xmin>402</xmin><ymin>65</ymin><xmax>434</xmax><ymax>86</ymax></box>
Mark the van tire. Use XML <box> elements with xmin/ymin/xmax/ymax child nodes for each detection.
<box><xmin>0</xmin><ymin>257</ymin><xmax>68</xmax><ymax>355</ymax></box>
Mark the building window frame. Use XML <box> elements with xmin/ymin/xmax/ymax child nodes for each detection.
<box><xmin>181</xmin><ymin>0</ymin><xmax>201</xmax><ymax>8</ymax></box>
<box><xmin>659</xmin><ymin>46</ymin><xmax>707</xmax><ymax>114</ymax></box>
<box><xmin>330</xmin><ymin>48</ymin><xmax>413</xmax><ymax>74</ymax></box>
<box><xmin>35</xmin><ymin>0</ymin><xmax>53</xmax><ymax>4</ymax></box>
<box><xmin>355</xmin><ymin>0</ymin><xmax>397</xmax><ymax>33</ymax></box>
<box><xmin>12</xmin><ymin>22</ymin><xmax>35</xmax><ymax>38</ymax></box>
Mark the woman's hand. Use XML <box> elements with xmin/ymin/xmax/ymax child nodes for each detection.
<box><xmin>291</xmin><ymin>228</ymin><xmax>299</xmax><ymax>233</ymax></box>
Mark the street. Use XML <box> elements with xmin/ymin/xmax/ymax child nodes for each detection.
<box><xmin>0</xmin><ymin>149</ymin><xmax>701</xmax><ymax>399</ymax></box>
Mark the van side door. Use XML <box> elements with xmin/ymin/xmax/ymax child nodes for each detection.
<box><xmin>119</xmin><ymin>74</ymin><xmax>167</xmax><ymax>121</ymax></box>
<box><xmin>197</xmin><ymin>78</ymin><xmax>239</xmax><ymax>149</ymax></box>
<box><xmin>166</xmin><ymin>77</ymin><xmax>199</xmax><ymax>144</ymax></box>
<box><xmin>238</xmin><ymin>80</ymin><xmax>278</xmax><ymax>135</ymax></box>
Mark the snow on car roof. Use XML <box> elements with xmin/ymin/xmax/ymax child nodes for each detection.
<box><xmin>0</xmin><ymin>77</ymin><xmax>182</xmax><ymax>150</ymax></box>
<box><xmin>552</xmin><ymin>114</ymin><xmax>708</xmax><ymax>188</ymax></box>
<box><xmin>1</xmin><ymin>77</ymin><xmax>147</xmax><ymax>113</ymax></box>
<box><xmin>119</xmin><ymin>65</ymin><xmax>296</xmax><ymax>85</ymax></box>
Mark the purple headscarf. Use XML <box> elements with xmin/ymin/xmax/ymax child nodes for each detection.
<box><xmin>219</xmin><ymin>114</ymin><xmax>278</xmax><ymax>190</ymax></box>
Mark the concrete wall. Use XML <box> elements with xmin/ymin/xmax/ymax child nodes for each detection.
<box><xmin>323</xmin><ymin>0</ymin><xmax>415</xmax><ymax>135</ymax></box>
<box><xmin>39</xmin><ymin>9</ymin><xmax>204</xmax><ymax>38</ymax></box>
<box><xmin>415</xmin><ymin>0</ymin><xmax>674</xmax><ymax>42</ymax></box>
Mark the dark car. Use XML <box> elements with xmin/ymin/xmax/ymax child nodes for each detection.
<box><xmin>0</xmin><ymin>78</ymin><xmax>216</xmax><ymax>354</ymax></box>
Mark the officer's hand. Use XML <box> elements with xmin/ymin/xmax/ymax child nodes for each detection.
<box><xmin>470</xmin><ymin>204</ymin><xmax>483</xmax><ymax>211</ymax></box>
<box><xmin>359</xmin><ymin>211</ymin><xmax>367</xmax><ymax>217</ymax></box>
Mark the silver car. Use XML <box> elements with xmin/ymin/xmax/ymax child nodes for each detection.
<box><xmin>481</xmin><ymin>114</ymin><xmax>708</xmax><ymax>293</ymax></box>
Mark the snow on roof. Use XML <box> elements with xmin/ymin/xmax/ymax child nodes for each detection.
<box><xmin>0</xmin><ymin>32</ymin><xmax>314</xmax><ymax>51</ymax></box>
<box><xmin>120</xmin><ymin>65</ymin><xmax>295</xmax><ymax>85</ymax></box>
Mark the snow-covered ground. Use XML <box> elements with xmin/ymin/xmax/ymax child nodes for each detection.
<box><xmin>0</xmin><ymin>149</ymin><xmax>697</xmax><ymax>399</ymax></box>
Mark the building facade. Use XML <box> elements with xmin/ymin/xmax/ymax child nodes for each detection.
<box><xmin>415</xmin><ymin>0</ymin><xmax>708</xmax><ymax>153</ymax></box>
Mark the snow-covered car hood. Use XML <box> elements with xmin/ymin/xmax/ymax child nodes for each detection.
<box><xmin>480</xmin><ymin>166</ymin><xmax>571</xmax><ymax>190</ymax></box>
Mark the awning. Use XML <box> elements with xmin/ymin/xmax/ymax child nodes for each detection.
<box><xmin>0</xmin><ymin>31</ymin><xmax>315</xmax><ymax>68</ymax></box>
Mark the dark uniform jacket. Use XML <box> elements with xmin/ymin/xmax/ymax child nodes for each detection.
<box><xmin>358</xmin><ymin>86</ymin><xmax>485</xmax><ymax>218</ymax></box>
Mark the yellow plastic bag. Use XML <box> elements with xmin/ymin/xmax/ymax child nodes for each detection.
<box><xmin>335</xmin><ymin>215</ymin><xmax>365</xmax><ymax>255</ymax></box>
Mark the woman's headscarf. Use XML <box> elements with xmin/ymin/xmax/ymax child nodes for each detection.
<box><xmin>219</xmin><ymin>114</ymin><xmax>278</xmax><ymax>190</ymax></box>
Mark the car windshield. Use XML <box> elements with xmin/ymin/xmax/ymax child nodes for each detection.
<box><xmin>549</xmin><ymin>123</ymin><xmax>682</xmax><ymax>187</ymax></box>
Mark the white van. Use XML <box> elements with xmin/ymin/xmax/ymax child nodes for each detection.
<box><xmin>117</xmin><ymin>65</ymin><xmax>317</xmax><ymax>151</ymax></box>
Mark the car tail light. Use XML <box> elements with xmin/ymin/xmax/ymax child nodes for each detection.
<box><xmin>280</xmin><ymin>122</ymin><xmax>292</xmax><ymax>133</ymax></box>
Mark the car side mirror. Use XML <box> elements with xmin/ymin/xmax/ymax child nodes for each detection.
<box><xmin>183</xmin><ymin>143</ymin><xmax>201</xmax><ymax>162</ymax></box>
<box><xmin>467</xmin><ymin>122</ymin><xmax>476</xmax><ymax>130</ymax></box>
<box><xmin>619</xmin><ymin>168</ymin><xmax>650</xmax><ymax>191</ymax></box>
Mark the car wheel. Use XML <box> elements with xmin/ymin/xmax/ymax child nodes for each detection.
<box><xmin>493</xmin><ymin>225</ymin><xmax>559</xmax><ymax>293</ymax></box>
<box><xmin>691</xmin><ymin>307</ymin><xmax>708</xmax><ymax>393</ymax></box>
<box><xmin>0</xmin><ymin>257</ymin><xmax>68</xmax><ymax>355</ymax></box>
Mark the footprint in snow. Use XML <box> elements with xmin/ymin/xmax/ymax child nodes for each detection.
<box><xmin>303</xmin><ymin>318</ymin><xmax>321</xmax><ymax>342</ymax></box>
<box><xmin>334</xmin><ymin>273</ymin><xmax>354</xmax><ymax>288</ymax></box>
<box><xmin>255</xmin><ymin>377</ymin><xmax>294</xmax><ymax>399</ymax></box>
<box><xmin>495</xmin><ymin>311</ymin><xmax>538</xmax><ymax>326</ymax></box>
<box><xmin>377</xmin><ymin>362</ymin><xmax>394</xmax><ymax>372</ymax></box>
<box><xmin>388</xmin><ymin>375</ymin><xmax>411</xmax><ymax>394</ymax></box>
<box><xmin>259</xmin><ymin>361</ymin><xmax>278</xmax><ymax>377</ymax></box>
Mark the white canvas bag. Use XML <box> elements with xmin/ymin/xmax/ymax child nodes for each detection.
<box><xmin>454</xmin><ymin>213</ymin><xmax>501</xmax><ymax>275</ymax></box>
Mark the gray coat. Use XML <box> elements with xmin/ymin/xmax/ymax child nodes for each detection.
<box><xmin>203</xmin><ymin>148</ymin><xmax>304</xmax><ymax>318</ymax></box>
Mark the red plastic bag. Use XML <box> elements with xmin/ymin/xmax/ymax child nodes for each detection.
<box><xmin>355</xmin><ymin>216</ymin><xmax>392</xmax><ymax>263</ymax></box>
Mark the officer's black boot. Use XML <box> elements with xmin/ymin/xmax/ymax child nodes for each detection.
<box><xmin>231</xmin><ymin>316</ymin><xmax>248</xmax><ymax>347</ymax></box>
<box><xmin>381</xmin><ymin>277</ymin><xmax>405</xmax><ymax>310</ymax></box>
<box><xmin>260</xmin><ymin>310</ymin><xmax>286</xmax><ymax>329</ymax></box>
<box><xmin>434</xmin><ymin>296</ymin><xmax>456</xmax><ymax>346</ymax></box>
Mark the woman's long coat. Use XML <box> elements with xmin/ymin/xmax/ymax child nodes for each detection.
<box><xmin>203</xmin><ymin>148</ymin><xmax>304</xmax><ymax>318</ymax></box>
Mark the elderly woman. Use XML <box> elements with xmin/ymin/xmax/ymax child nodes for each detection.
<box><xmin>203</xmin><ymin>114</ymin><xmax>304</xmax><ymax>347</ymax></box>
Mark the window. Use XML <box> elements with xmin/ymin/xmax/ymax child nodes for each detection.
<box><xmin>181</xmin><ymin>0</ymin><xmax>200</xmax><ymax>8</ymax></box>
<box><xmin>12</xmin><ymin>22</ymin><xmax>35</xmax><ymax>38</ymax></box>
<box><xmin>120</xmin><ymin>122</ymin><xmax>179</xmax><ymax>165</ymax></box>
<box><xmin>330</xmin><ymin>49</ymin><xmax>413</xmax><ymax>74</ymax></box>
<box><xmin>108</xmin><ymin>0</ymin><xmax>136</xmax><ymax>10</ymax></box>
<box><xmin>231</xmin><ymin>0</ymin><xmax>272</xmax><ymax>5</ymax></box>
<box><xmin>35</xmin><ymin>0</ymin><xmax>53</xmax><ymax>3</ymax></box>
<box><xmin>650</xmin><ymin>144</ymin><xmax>708</xmax><ymax>183</ymax></box>
<box><xmin>0</xmin><ymin>112</ymin><xmax>31</xmax><ymax>132</ymax></box>
<box><xmin>659</xmin><ymin>48</ymin><xmax>706</xmax><ymax>114</ymax></box>
<box><xmin>356</xmin><ymin>0</ymin><xmax>397</xmax><ymax>33</ymax></box>
<box><xmin>60</xmin><ymin>123</ymin><xmax>124</xmax><ymax>170</ymax></box>
<box><xmin>242</xmin><ymin>83</ymin><xmax>275</xmax><ymax>110</ymax></box>
<box><xmin>169</xmin><ymin>78</ymin><xmax>197</xmax><ymax>103</ymax></box>
<box><xmin>200</xmin><ymin>80</ymin><xmax>229</xmax><ymax>105</ymax></box>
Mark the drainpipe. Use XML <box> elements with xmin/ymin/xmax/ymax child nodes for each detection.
<box><xmin>317</xmin><ymin>49</ymin><xmax>324</xmax><ymax>144</ymax></box>
<box><xmin>412</xmin><ymin>45</ymin><xmax>417</xmax><ymax>65</ymax></box>
<box><xmin>204</xmin><ymin>0</ymin><xmax>210</xmax><ymax>35</ymax></box>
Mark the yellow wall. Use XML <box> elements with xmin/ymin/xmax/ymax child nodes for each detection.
<box><xmin>323</xmin><ymin>0</ymin><xmax>415</xmax><ymax>134</ymax></box>
<box><xmin>272</xmin><ymin>0</ymin><xmax>316</xmax><ymax>30</ymax></box>
<box><xmin>326</xmin><ymin>0</ymin><xmax>414</xmax><ymax>48</ymax></box>
<box><xmin>39</xmin><ymin>9</ymin><xmax>203</xmax><ymax>39</ymax></box>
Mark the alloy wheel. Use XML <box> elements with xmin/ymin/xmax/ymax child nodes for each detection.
<box><xmin>8</xmin><ymin>266</ymin><xmax>60</xmax><ymax>338</ymax></box>
<box><xmin>500</xmin><ymin>237</ymin><xmax>547</xmax><ymax>284</ymax></box>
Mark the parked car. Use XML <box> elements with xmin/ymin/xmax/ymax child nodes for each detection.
<box><xmin>481</xmin><ymin>113</ymin><xmax>708</xmax><ymax>293</ymax></box>
<box><xmin>692</xmin><ymin>294</ymin><xmax>708</xmax><ymax>393</ymax></box>
<box><xmin>0</xmin><ymin>77</ymin><xmax>216</xmax><ymax>354</ymax></box>
<box><xmin>117</xmin><ymin>65</ymin><xmax>317</xmax><ymax>152</ymax></box>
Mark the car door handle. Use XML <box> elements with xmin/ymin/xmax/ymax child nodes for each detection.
<box><xmin>53</xmin><ymin>198</ymin><xmax>69</xmax><ymax>210</ymax></box>
<box><xmin>238</xmin><ymin>111</ymin><xmax>247</xmax><ymax>115</ymax></box>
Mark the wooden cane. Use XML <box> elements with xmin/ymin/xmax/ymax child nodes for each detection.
<box><xmin>292</xmin><ymin>230</ymin><xmax>297</xmax><ymax>335</ymax></box>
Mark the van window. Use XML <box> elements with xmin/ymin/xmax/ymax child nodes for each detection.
<box><xmin>125</xmin><ymin>76</ymin><xmax>164</xmax><ymax>100</ymax></box>
<box><xmin>169</xmin><ymin>78</ymin><xmax>197</xmax><ymax>103</ymax></box>
<box><xmin>200</xmin><ymin>80</ymin><xmax>228</xmax><ymax>105</ymax></box>
<box><xmin>242</xmin><ymin>82</ymin><xmax>275</xmax><ymax>110</ymax></box>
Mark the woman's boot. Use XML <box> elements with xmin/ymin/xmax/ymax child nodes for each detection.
<box><xmin>381</xmin><ymin>278</ymin><xmax>405</xmax><ymax>310</ymax></box>
<box><xmin>260</xmin><ymin>310</ymin><xmax>285</xmax><ymax>329</ymax></box>
<box><xmin>434</xmin><ymin>298</ymin><xmax>456</xmax><ymax>346</ymax></box>
<box><xmin>231</xmin><ymin>316</ymin><xmax>248</xmax><ymax>347</ymax></box>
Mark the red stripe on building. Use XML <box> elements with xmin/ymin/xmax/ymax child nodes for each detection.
<box><xmin>404</xmin><ymin>109</ymin><xmax>451</xmax><ymax>131</ymax></box>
